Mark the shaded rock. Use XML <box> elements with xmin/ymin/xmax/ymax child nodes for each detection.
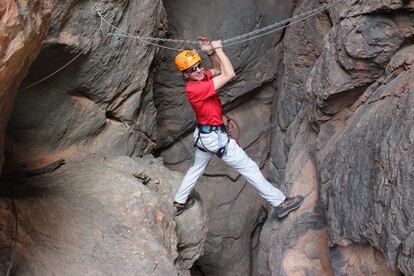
<box><xmin>319</xmin><ymin>39</ymin><xmax>414</xmax><ymax>275</ymax></box>
<box><xmin>257</xmin><ymin>121</ymin><xmax>332</xmax><ymax>276</ymax></box>
<box><xmin>0</xmin><ymin>154</ymin><xmax>207</xmax><ymax>275</ymax></box>
<box><xmin>160</xmin><ymin>85</ymin><xmax>275</xmax><ymax>275</ymax></box>
<box><xmin>175</xmin><ymin>192</ymin><xmax>208</xmax><ymax>270</ymax></box>
<box><xmin>254</xmin><ymin>1</ymin><xmax>334</xmax><ymax>275</ymax></box>
<box><xmin>194</xmin><ymin>176</ymin><xmax>265</xmax><ymax>276</ymax></box>
<box><xmin>307</xmin><ymin>4</ymin><xmax>412</xmax><ymax>125</ymax></box>
<box><xmin>330</xmin><ymin>244</ymin><xmax>399</xmax><ymax>276</ymax></box>
<box><xmin>303</xmin><ymin>2</ymin><xmax>414</xmax><ymax>274</ymax></box>
<box><xmin>155</xmin><ymin>0</ymin><xmax>294</xmax><ymax>146</ymax></box>
<box><xmin>271</xmin><ymin>0</ymin><xmax>332</xmax><ymax>177</ymax></box>
<box><xmin>5</xmin><ymin>0</ymin><xmax>166</xmax><ymax>170</ymax></box>
<box><xmin>0</xmin><ymin>0</ymin><xmax>52</xmax><ymax>173</ymax></box>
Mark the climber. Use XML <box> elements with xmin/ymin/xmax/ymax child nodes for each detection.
<box><xmin>172</xmin><ymin>37</ymin><xmax>304</xmax><ymax>218</ymax></box>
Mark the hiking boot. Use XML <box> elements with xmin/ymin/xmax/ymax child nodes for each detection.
<box><xmin>174</xmin><ymin>197</ymin><xmax>196</xmax><ymax>216</ymax></box>
<box><xmin>274</xmin><ymin>195</ymin><xmax>304</xmax><ymax>219</ymax></box>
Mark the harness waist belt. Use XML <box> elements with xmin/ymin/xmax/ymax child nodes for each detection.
<box><xmin>197</xmin><ymin>124</ymin><xmax>227</xmax><ymax>134</ymax></box>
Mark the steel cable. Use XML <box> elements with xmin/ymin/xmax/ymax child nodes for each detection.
<box><xmin>21</xmin><ymin>0</ymin><xmax>346</xmax><ymax>91</ymax></box>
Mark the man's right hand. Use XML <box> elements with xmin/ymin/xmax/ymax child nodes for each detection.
<box><xmin>209</xmin><ymin>40</ymin><xmax>236</xmax><ymax>91</ymax></box>
<box><xmin>211</xmin><ymin>40</ymin><xmax>222</xmax><ymax>50</ymax></box>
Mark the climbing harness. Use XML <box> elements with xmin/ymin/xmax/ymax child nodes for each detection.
<box><xmin>194</xmin><ymin>116</ymin><xmax>240</xmax><ymax>158</ymax></box>
<box><xmin>194</xmin><ymin>124</ymin><xmax>230</xmax><ymax>158</ymax></box>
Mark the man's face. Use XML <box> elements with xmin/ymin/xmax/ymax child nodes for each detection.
<box><xmin>183</xmin><ymin>62</ymin><xmax>205</xmax><ymax>81</ymax></box>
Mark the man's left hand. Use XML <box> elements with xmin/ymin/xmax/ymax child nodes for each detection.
<box><xmin>198</xmin><ymin>37</ymin><xmax>214</xmax><ymax>56</ymax></box>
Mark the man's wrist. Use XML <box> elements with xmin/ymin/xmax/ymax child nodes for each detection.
<box><xmin>214</xmin><ymin>47</ymin><xmax>223</xmax><ymax>54</ymax></box>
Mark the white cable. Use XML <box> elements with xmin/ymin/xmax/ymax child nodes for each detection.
<box><xmin>97</xmin><ymin>0</ymin><xmax>345</xmax><ymax>48</ymax></box>
<box><xmin>90</xmin><ymin>0</ymin><xmax>184</xmax><ymax>51</ymax></box>
<box><xmin>106</xmin><ymin>33</ymin><xmax>183</xmax><ymax>51</ymax></box>
<box><xmin>21</xmin><ymin>0</ymin><xmax>345</xmax><ymax>90</ymax></box>
<box><xmin>223</xmin><ymin>0</ymin><xmax>339</xmax><ymax>48</ymax></box>
<box><xmin>21</xmin><ymin>16</ymin><xmax>103</xmax><ymax>91</ymax></box>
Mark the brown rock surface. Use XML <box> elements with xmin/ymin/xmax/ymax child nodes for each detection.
<box><xmin>5</xmin><ymin>0</ymin><xmax>166</xmax><ymax>171</ymax></box>
<box><xmin>254</xmin><ymin>1</ymin><xmax>335</xmax><ymax>275</ymax></box>
<box><xmin>0</xmin><ymin>0</ymin><xmax>52</xmax><ymax>174</ymax></box>
<box><xmin>319</xmin><ymin>45</ymin><xmax>414</xmax><ymax>274</ymax></box>
<box><xmin>256</xmin><ymin>0</ymin><xmax>414</xmax><ymax>275</ymax></box>
<box><xmin>330</xmin><ymin>245</ymin><xmax>399</xmax><ymax>275</ymax></box>
<box><xmin>155</xmin><ymin>0</ymin><xmax>294</xmax><ymax>146</ymax></box>
<box><xmin>0</xmin><ymin>155</ymin><xmax>207</xmax><ymax>275</ymax></box>
<box><xmin>1</xmin><ymin>0</ymin><xmax>413</xmax><ymax>274</ymax></box>
<box><xmin>306</xmin><ymin>2</ymin><xmax>414</xmax><ymax>275</ymax></box>
<box><xmin>161</xmin><ymin>84</ymin><xmax>276</xmax><ymax>275</ymax></box>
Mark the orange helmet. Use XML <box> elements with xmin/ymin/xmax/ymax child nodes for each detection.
<box><xmin>175</xmin><ymin>50</ymin><xmax>201</xmax><ymax>71</ymax></box>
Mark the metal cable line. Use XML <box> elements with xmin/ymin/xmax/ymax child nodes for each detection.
<box><xmin>21</xmin><ymin>0</ymin><xmax>345</xmax><ymax>90</ymax></box>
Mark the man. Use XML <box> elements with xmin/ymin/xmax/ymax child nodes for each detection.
<box><xmin>173</xmin><ymin>38</ymin><xmax>303</xmax><ymax>218</ymax></box>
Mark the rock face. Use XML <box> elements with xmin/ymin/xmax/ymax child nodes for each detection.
<box><xmin>0</xmin><ymin>155</ymin><xmax>207</xmax><ymax>275</ymax></box>
<box><xmin>155</xmin><ymin>0</ymin><xmax>294</xmax><ymax>146</ymax></box>
<box><xmin>254</xmin><ymin>0</ymin><xmax>414</xmax><ymax>275</ymax></box>
<box><xmin>5</xmin><ymin>0</ymin><xmax>166</xmax><ymax>172</ymax></box>
<box><xmin>0</xmin><ymin>0</ymin><xmax>52</xmax><ymax>174</ymax></box>
<box><xmin>157</xmin><ymin>0</ymin><xmax>414</xmax><ymax>275</ymax></box>
<box><xmin>156</xmin><ymin>1</ymin><xmax>295</xmax><ymax>275</ymax></box>
<box><xmin>1</xmin><ymin>0</ymin><xmax>414</xmax><ymax>275</ymax></box>
<box><xmin>315</xmin><ymin>5</ymin><xmax>414</xmax><ymax>274</ymax></box>
<box><xmin>255</xmin><ymin>1</ymin><xmax>334</xmax><ymax>275</ymax></box>
<box><xmin>0</xmin><ymin>0</ymin><xmax>208</xmax><ymax>275</ymax></box>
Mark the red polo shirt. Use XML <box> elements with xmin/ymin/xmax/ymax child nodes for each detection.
<box><xmin>185</xmin><ymin>70</ymin><xmax>224</xmax><ymax>125</ymax></box>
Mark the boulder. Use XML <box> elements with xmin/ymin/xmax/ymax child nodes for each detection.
<box><xmin>0</xmin><ymin>155</ymin><xmax>207</xmax><ymax>275</ymax></box>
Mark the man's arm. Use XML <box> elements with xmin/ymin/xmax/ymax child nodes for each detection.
<box><xmin>208</xmin><ymin>52</ymin><xmax>221</xmax><ymax>77</ymax></box>
<box><xmin>210</xmin><ymin>40</ymin><xmax>236</xmax><ymax>91</ymax></box>
<box><xmin>198</xmin><ymin>37</ymin><xmax>221</xmax><ymax>77</ymax></box>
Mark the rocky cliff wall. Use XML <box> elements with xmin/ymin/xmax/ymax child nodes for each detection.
<box><xmin>0</xmin><ymin>0</ymin><xmax>206</xmax><ymax>275</ymax></box>
<box><xmin>314</xmin><ymin>1</ymin><xmax>414</xmax><ymax>275</ymax></box>
<box><xmin>0</xmin><ymin>0</ymin><xmax>413</xmax><ymax>275</ymax></box>
<box><xmin>157</xmin><ymin>1</ymin><xmax>295</xmax><ymax>274</ymax></box>
<box><xmin>0</xmin><ymin>155</ymin><xmax>207</xmax><ymax>275</ymax></box>
<box><xmin>0</xmin><ymin>0</ymin><xmax>52</xmax><ymax>175</ymax></box>
<box><xmin>4</xmin><ymin>0</ymin><xmax>166</xmax><ymax>174</ymax></box>
<box><xmin>256</xmin><ymin>0</ymin><xmax>413</xmax><ymax>275</ymax></box>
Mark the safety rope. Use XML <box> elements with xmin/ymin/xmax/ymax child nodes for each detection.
<box><xmin>90</xmin><ymin>0</ymin><xmax>187</xmax><ymax>52</ymax></box>
<box><xmin>21</xmin><ymin>0</ymin><xmax>345</xmax><ymax>90</ymax></box>
<box><xmin>223</xmin><ymin>0</ymin><xmax>344</xmax><ymax>47</ymax></box>
<box><xmin>103</xmin><ymin>0</ymin><xmax>346</xmax><ymax>48</ymax></box>
<box><xmin>20</xmin><ymin>15</ymin><xmax>104</xmax><ymax>91</ymax></box>
<box><xmin>222</xmin><ymin>0</ymin><xmax>344</xmax><ymax>46</ymax></box>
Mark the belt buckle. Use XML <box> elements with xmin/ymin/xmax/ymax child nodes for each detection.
<box><xmin>199</xmin><ymin>125</ymin><xmax>211</xmax><ymax>134</ymax></box>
